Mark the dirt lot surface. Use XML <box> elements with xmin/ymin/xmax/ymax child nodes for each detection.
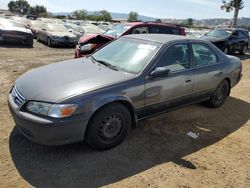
<box><xmin>0</xmin><ymin>41</ymin><xmax>250</xmax><ymax>188</ymax></box>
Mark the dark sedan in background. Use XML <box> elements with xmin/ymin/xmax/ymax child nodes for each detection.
<box><xmin>8</xmin><ymin>34</ymin><xmax>242</xmax><ymax>150</ymax></box>
<box><xmin>0</xmin><ymin>18</ymin><xmax>33</xmax><ymax>47</ymax></box>
<box><xmin>202</xmin><ymin>28</ymin><xmax>249</xmax><ymax>55</ymax></box>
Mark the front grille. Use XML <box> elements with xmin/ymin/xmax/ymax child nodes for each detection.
<box><xmin>11</xmin><ymin>86</ymin><xmax>26</xmax><ymax>106</ymax></box>
<box><xmin>64</xmin><ymin>36</ymin><xmax>69</xmax><ymax>40</ymax></box>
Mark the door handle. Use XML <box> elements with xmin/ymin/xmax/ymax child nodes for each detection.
<box><xmin>185</xmin><ymin>78</ymin><xmax>192</xmax><ymax>83</ymax></box>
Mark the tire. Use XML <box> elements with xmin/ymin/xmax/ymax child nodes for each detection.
<box><xmin>205</xmin><ymin>80</ymin><xmax>230</xmax><ymax>108</ymax></box>
<box><xmin>85</xmin><ymin>103</ymin><xmax>131</xmax><ymax>150</ymax></box>
<box><xmin>47</xmin><ymin>37</ymin><xmax>52</xmax><ymax>47</ymax></box>
<box><xmin>239</xmin><ymin>45</ymin><xmax>248</xmax><ymax>55</ymax></box>
<box><xmin>37</xmin><ymin>34</ymin><xmax>40</xmax><ymax>42</ymax></box>
<box><xmin>223</xmin><ymin>47</ymin><xmax>229</xmax><ymax>54</ymax></box>
<box><xmin>27</xmin><ymin>35</ymin><xmax>33</xmax><ymax>48</ymax></box>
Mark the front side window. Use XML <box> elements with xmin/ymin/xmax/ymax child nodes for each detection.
<box><xmin>192</xmin><ymin>43</ymin><xmax>218</xmax><ymax>67</ymax></box>
<box><xmin>156</xmin><ymin>43</ymin><xmax>190</xmax><ymax>73</ymax></box>
<box><xmin>92</xmin><ymin>38</ymin><xmax>161</xmax><ymax>74</ymax></box>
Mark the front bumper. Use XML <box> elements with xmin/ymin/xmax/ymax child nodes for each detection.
<box><xmin>51</xmin><ymin>39</ymin><xmax>77</xmax><ymax>46</ymax></box>
<box><xmin>8</xmin><ymin>94</ymin><xmax>89</xmax><ymax>145</ymax></box>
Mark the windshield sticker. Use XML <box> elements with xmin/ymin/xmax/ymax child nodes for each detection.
<box><xmin>137</xmin><ymin>44</ymin><xmax>157</xmax><ymax>51</ymax></box>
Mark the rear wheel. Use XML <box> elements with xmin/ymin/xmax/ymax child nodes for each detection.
<box><xmin>205</xmin><ymin>80</ymin><xmax>230</xmax><ymax>108</ymax></box>
<box><xmin>239</xmin><ymin>45</ymin><xmax>248</xmax><ymax>55</ymax></box>
<box><xmin>85</xmin><ymin>103</ymin><xmax>131</xmax><ymax>150</ymax></box>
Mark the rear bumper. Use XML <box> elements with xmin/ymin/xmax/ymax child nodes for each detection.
<box><xmin>8</xmin><ymin>94</ymin><xmax>89</xmax><ymax>146</ymax></box>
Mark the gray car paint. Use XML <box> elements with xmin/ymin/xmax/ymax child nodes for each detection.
<box><xmin>9</xmin><ymin>34</ymin><xmax>242</xmax><ymax>145</ymax></box>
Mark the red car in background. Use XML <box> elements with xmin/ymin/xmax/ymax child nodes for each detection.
<box><xmin>75</xmin><ymin>22</ymin><xmax>186</xmax><ymax>58</ymax></box>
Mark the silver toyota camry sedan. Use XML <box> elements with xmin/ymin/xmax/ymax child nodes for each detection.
<box><xmin>8</xmin><ymin>34</ymin><xmax>242</xmax><ymax>150</ymax></box>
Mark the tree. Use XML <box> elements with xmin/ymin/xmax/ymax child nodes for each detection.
<box><xmin>99</xmin><ymin>10</ymin><xmax>112</xmax><ymax>21</ymax></box>
<box><xmin>187</xmin><ymin>18</ymin><xmax>193</xmax><ymax>26</ymax></box>
<box><xmin>73</xmin><ymin>9</ymin><xmax>87</xmax><ymax>20</ymax></box>
<box><xmin>8</xmin><ymin>0</ymin><xmax>30</xmax><ymax>14</ymax></box>
<box><xmin>128</xmin><ymin>11</ymin><xmax>139</xmax><ymax>22</ymax></box>
<box><xmin>221</xmin><ymin>0</ymin><xmax>244</xmax><ymax>27</ymax></box>
<box><xmin>155</xmin><ymin>19</ymin><xmax>162</xmax><ymax>23</ymax></box>
<box><xmin>29</xmin><ymin>5</ymin><xmax>47</xmax><ymax>16</ymax></box>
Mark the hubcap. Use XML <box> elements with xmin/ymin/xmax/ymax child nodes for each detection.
<box><xmin>215</xmin><ymin>84</ymin><xmax>226</xmax><ymax>102</ymax></box>
<box><xmin>99</xmin><ymin>115</ymin><xmax>122</xmax><ymax>141</ymax></box>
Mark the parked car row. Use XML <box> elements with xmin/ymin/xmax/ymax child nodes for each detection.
<box><xmin>1</xmin><ymin>16</ymin><xmax>249</xmax><ymax>57</ymax></box>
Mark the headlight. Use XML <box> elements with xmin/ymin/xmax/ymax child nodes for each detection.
<box><xmin>71</xmin><ymin>37</ymin><xmax>77</xmax><ymax>41</ymax></box>
<box><xmin>26</xmin><ymin>101</ymin><xmax>78</xmax><ymax>118</ymax></box>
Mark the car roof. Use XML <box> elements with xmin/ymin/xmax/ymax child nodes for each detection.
<box><xmin>125</xmin><ymin>22</ymin><xmax>182</xmax><ymax>28</ymax></box>
<box><xmin>122</xmin><ymin>34</ymin><xmax>196</xmax><ymax>44</ymax></box>
<box><xmin>217</xmin><ymin>27</ymin><xmax>248</xmax><ymax>32</ymax></box>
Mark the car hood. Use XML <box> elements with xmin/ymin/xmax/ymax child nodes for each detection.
<box><xmin>79</xmin><ymin>34</ymin><xmax>114</xmax><ymax>43</ymax></box>
<box><xmin>48</xmin><ymin>31</ymin><xmax>76</xmax><ymax>37</ymax></box>
<box><xmin>1</xmin><ymin>25</ymin><xmax>32</xmax><ymax>34</ymax></box>
<box><xmin>15</xmin><ymin>58</ymin><xmax>135</xmax><ymax>103</ymax></box>
<box><xmin>202</xmin><ymin>36</ymin><xmax>228</xmax><ymax>43</ymax></box>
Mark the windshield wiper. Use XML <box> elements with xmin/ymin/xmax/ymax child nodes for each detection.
<box><xmin>90</xmin><ymin>56</ymin><xmax>118</xmax><ymax>71</ymax></box>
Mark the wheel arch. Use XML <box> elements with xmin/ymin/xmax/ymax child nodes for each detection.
<box><xmin>224</xmin><ymin>77</ymin><xmax>231</xmax><ymax>96</ymax></box>
<box><xmin>84</xmin><ymin>97</ymin><xmax>137</xmax><ymax>138</ymax></box>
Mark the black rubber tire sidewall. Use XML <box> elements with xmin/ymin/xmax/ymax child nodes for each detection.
<box><xmin>206</xmin><ymin>80</ymin><xmax>229</xmax><ymax>108</ymax></box>
<box><xmin>85</xmin><ymin>103</ymin><xmax>131</xmax><ymax>150</ymax></box>
<box><xmin>239</xmin><ymin>45</ymin><xmax>248</xmax><ymax>55</ymax></box>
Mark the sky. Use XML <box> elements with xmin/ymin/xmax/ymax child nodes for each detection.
<box><xmin>0</xmin><ymin>0</ymin><xmax>250</xmax><ymax>19</ymax></box>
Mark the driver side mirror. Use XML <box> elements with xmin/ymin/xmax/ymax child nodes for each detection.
<box><xmin>150</xmin><ymin>67</ymin><xmax>170</xmax><ymax>77</ymax></box>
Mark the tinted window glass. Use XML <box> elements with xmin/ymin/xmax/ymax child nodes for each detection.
<box><xmin>156</xmin><ymin>43</ymin><xmax>190</xmax><ymax>72</ymax></box>
<box><xmin>131</xmin><ymin>26</ymin><xmax>148</xmax><ymax>34</ymax></box>
<box><xmin>192</xmin><ymin>43</ymin><xmax>218</xmax><ymax>67</ymax></box>
<box><xmin>238</xmin><ymin>31</ymin><xmax>246</xmax><ymax>38</ymax></box>
<box><xmin>149</xmin><ymin>26</ymin><xmax>180</xmax><ymax>35</ymax></box>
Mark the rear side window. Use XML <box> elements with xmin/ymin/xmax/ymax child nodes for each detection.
<box><xmin>156</xmin><ymin>43</ymin><xmax>190</xmax><ymax>72</ymax></box>
<box><xmin>192</xmin><ymin>43</ymin><xmax>218</xmax><ymax>67</ymax></box>
<box><xmin>131</xmin><ymin>26</ymin><xmax>149</xmax><ymax>34</ymax></box>
<box><xmin>149</xmin><ymin>26</ymin><xmax>180</xmax><ymax>35</ymax></box>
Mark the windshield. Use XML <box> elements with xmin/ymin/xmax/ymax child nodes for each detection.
<box><xmin>91</xmin><ymin>38</ymin><xmax>161</xmax><ymax>74</ymax></box>
<box><xmin>206</xmin><ymin>29</ymin><xmax>232</xmax><ymax>38</ymax></box>
<box><xmin>47</xmin><ymin>24</ymin><xmax>68</xmax><ymax>32</ymax></box>
<box><xmin>0</xmin><ymin>19</ymin><xmax>26</xmax><ymax>28</ymax></box>
<box><xmin>105</xmin><ymin>24</ymin><xmax>132</xmax><ymax>38</ymax></box>
<box><xmin>83</xmin><ymin>26</ymin><xmax>102</xmax><ymax>34</ymax></box>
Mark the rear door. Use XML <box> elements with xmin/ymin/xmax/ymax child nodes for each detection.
<box><xmin>191</xmin><ymin>42</ymin><xmax>225</xmax><ymax>99</ymax></box>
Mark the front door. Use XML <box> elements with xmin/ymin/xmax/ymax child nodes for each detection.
<box><xmin>142</xmin><ymin>42</ymin><xmax>194</xmax><ymax>117</ymax></box>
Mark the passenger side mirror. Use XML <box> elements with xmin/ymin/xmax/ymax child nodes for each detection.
<box><xmin>150</xmin><ymin>67</ymin><xmax>170</xmax><ymax>77</ymax></box>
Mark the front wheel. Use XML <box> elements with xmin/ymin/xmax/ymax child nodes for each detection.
<box><xmin>85</xmin><ymin>103</ymin><xmax>131</xmax><ymax>150</ymax></box>
<box><xmin>239</xmin><ymin>45</ymin><xmax>248</xmax><ymax>55</ymax></box>
<box><xmin>205</xmin><ymin>80</ymin><xmax>230</xmax><ymax>108</ymax></box>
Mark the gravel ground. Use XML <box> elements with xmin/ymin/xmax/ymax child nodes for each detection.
<box><xmin>0</xmin><ymin>41</ymin><xmax>250</xmax><ymax>188</ymax></box>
